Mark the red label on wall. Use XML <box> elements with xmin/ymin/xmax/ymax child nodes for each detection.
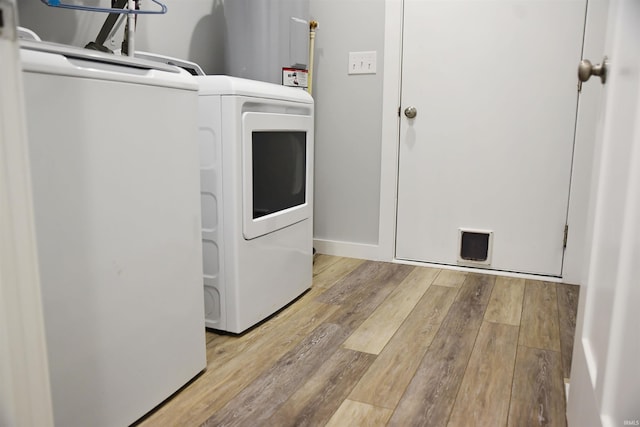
<box><xmin>282</xmin><ymin>68</ymin><xmax>308</xmax><ymax>89</ymax></box>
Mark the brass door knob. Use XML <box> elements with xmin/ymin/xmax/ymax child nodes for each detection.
<box><xmin>578</xmin><ymin>57</ymin><xmax>608</xmax><ymax>84</ymax></box>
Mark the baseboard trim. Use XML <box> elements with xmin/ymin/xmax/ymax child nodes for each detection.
<box><xmin>393</xmin><ymin>258</ymin><xmax>566</xmax><ymax>283</ymax></box>
<box><xmin>313</xmin><ymin>239</ymin><xmax>381</xmax><ymax>261</ymax></box>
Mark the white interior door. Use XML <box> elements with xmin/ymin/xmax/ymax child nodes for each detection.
<box><xmin>567</xmin><ymin>0</ymin><xmax>640</xmax><ymax>424</ymax></box>
<box><xmin>396</xmin><ymin>0</ymin><xmax>587</xmax><ymax>276</ymax></box>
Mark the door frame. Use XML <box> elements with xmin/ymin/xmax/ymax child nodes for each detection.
<box><xmin>378</xmin><ymin>0</ymin><xmax>597</xmax><ymax>283</ymax></box>
<box><xmin>377</xmin><ymin>0</ymin><xmax>403</xmax><ymax>262</ymax></box>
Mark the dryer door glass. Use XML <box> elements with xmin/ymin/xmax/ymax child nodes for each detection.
<box><xmin>252</xmin><ymin>131</ymin><xmax>306</xmax><ymax>219</ymax></box>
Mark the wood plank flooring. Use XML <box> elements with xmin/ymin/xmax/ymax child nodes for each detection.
<box><xmin>557</xmin><ymin>284</ymin><xmax>580</xmax><ymax>380</ymax></box>
<box><xmin>136</xmin><ymin>256</ymin><xmax>579</xmax><ymax>427</ymax></box>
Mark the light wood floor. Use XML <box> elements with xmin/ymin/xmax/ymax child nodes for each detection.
<box><xmin>136</xmin><ymin>256</ymin><xmax>579</xmax><ymax>427</ymax></box>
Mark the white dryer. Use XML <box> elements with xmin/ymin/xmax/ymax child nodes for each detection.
<box><xmin>196</xmin><ymin>76</ymin><xmax>314</xmax><ymax>333</ymax></box>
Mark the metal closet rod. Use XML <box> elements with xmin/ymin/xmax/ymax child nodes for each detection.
<box><xmin>39</xmin><ymin>0</ymin><xmax>167</xmax><ymax>14</ymax></box>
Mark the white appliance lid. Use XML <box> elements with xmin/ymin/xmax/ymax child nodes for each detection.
<box><xmin>195</xmin><ymin>75</ymin><xmax>313</xmax><ymax>104</ymax></box>
<box><xmin>20</xmin><ymin>40</ymin><xmax>198</xmax><ymax>91</ymax></box>
<box><xmin>20</xmin><ymin>39</ymin><xmax>180</xmax><ymax>74</ymax></box>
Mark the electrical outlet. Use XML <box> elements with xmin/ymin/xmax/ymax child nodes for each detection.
<box><xmin>348</xmin><ymin>51</ymin><xmax>377</xmax><ymax>75</ymax></box>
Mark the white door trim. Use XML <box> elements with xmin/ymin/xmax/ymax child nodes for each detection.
<box><xmin>561</xmin><ymin>0</ymin><xmax>610</xmax><ymax>285</ymax></box>
<box><xmin>377</xmin><ymin>0</ymin><xmax>403</xmax><ymax>261</ymax></box>
<box><xmin>0</xmin><ymin>1</ymin><xmax>54</xmax><ymax>425</ymax></box>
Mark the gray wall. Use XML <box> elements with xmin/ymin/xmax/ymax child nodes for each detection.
<box><xmin>17</xmin><ymin>0</ymin><xmax>385</xmax><ymax>248</ymax></box>
<box><xmin>17</xmin><ymin>1</ymin><xmax>107</xmax><ymax>47</ymax></box>
<box><xmin>309</xmin><ymin>0</ymin><xmax>384</xmax><ymax>245</ymax></box>
<box><xmin>224</xmin><ymin>0</ymin><xmax>309</xmax><ymax>84</ymax></box>
<box><xmin>17</xmin><ymin>0</ymin><xmax>226</xmax><ymax>74</ymax></box>
<box><xmin>136</xmin><ymin>0</ymin><xmax>225</xmax><ymax>74</ymax></box>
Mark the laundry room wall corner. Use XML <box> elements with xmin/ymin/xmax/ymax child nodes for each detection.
<box><xmin>310</xmin><ymin>0</ymin><xmax>387</xmax><ymax>260</ymax></box>
<box><xmin>135</xmin><ymin>0</ymin><xmax>225</xmax><ymax>74</ymax></box>
<box><xmin>17</xmin><ymin>0</ymin><xmax>225</xmax><ymax>74</ymax></box>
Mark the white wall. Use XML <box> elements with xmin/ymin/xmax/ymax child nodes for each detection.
<box><xmin>309</xmin><ymin>0</ymin><xmax>385</xmax><ymax>256</ymax></box>
<box><xmin>223</xmin><ymin>0</ymin><xmax>309</xmax><ymax>84</ymax></box>
<box><xmin>17</xmin><ymin>1</ymin><xmax>102</xmax><ymax>47</ymax></box>
<box><xmin>17</xmin><ymin>0</ymin><xmax>225</xmax><ymax>74</ymax></box>
<box><xmin>136</xmin><ymin>0</ymin><xmax>225</xmax><ymax>74</ymax></box>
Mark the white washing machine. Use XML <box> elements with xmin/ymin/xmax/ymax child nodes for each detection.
<box><xmin>196</xmin><ymin>76</ymin><xmax>314</xmax><ymax>333</ymax></box>
<box><xmin>20</xmin><ymin>40</ymin><xmax>206</xmax><ymax>427</ymax></box>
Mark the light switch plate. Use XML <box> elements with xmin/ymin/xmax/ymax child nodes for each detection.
<box><xmin>348</xmin><ymin>51</ymin><xmax>377</xmax><ymax>75</ymax></box>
